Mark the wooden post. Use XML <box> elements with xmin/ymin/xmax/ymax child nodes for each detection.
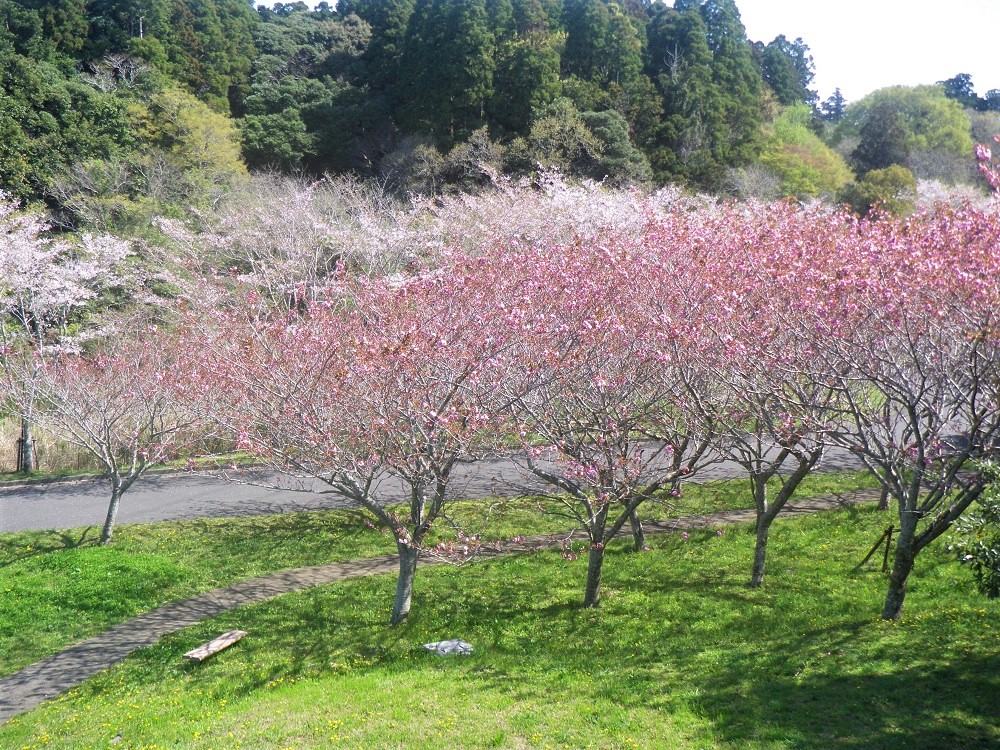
<box><xmin>856</xmin><ymin>525</ymin><xmax>894</xmax><ymax>571</ymax></box>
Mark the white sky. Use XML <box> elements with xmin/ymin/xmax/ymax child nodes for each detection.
<box><xmin>735</xmin><ymin>0</ymin><xmax>1000</xmax><ymax>103</ymax></box>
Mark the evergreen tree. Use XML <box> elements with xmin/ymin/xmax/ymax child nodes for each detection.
<box><xmin>340</xmin><ymin>0</ymin><xmax>414</xmax><ymax>94</ymax></box>
<box><xmin>700</xmin><ymin>0</ymin><xmax>763</xmax><ymax>162</ymax></box>
<box><xmin>937</xmin><ymin>73</ymin><xmax>981</xmax><ymax>111</ymax></box>
<box><xmin>397</xmin><ymin>0</ymin><xmax>496</xmax><ymax>146</ymax></box>
<box><xmin>759</xmin><ymin>34</ymin><xmax>815</xmax><ymax>107</ymax></box>
<box><xmin>22</xmin><ymin>0</ymin><xmax>88</xmax><ymax>55</ymax></box>
<box><xmin>851</xmin><ymin>101</ymin><xmax>910</xmax><ymax>175</ymax></box>
<box><xmin>820</xmin><ymin>87</ymin><xmax>846</xmax><ymax>122</ymax></box>
<box><xmin>490</xmin><ymin>9</ymin><xmax>563</xmax><ymax>135</ymax></box>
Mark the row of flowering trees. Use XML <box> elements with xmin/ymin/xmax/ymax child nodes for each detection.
<box><xmin>3</xmin><ymin>185</ymin><xmax>999</xmax><ymax>624</ymax></box>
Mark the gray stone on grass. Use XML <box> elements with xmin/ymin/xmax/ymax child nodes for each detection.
<box><xmin>423</xmin><ymin>639</ymin><xmax>473</xmax><ymax>656</ymax></box>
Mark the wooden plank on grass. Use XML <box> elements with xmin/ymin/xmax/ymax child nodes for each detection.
<box><xmin>184</xmin><ymin>630</ymin><xmax>247</xmax><ymax>662</ymax></box>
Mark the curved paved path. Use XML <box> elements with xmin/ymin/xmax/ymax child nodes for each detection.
<box><xmin>0</xmin><ymin>488</ymin><xmax>881</xmax><ymax>724</ymax></box>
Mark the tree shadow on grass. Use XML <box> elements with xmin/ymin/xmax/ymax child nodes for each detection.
<box><xmin>696</xmin><ymin>655</ymin><xmax>1000</xmax><ymax>749</ymax></box>
<box><xmin>0</xmin><ymin>527</ymin><xmax>96</xmax><ymax>567</ymax></box>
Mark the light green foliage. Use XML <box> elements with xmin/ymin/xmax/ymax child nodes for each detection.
<box><xmin>136</xmin><ymin>86</ymin><xmax>246</xmax><ymax>176</ymax></box>
<box><xmin>838</xmin><ymin>164</ymin><xmax>918</xmax><ymax>217</ymax></box>
<box><xmin>834</xmin><ymin>85</ymin><xmax>973</xmax><ymax>157</ymax></box>
<box><xmin>527</xmin><ymin>97</ymin><xmax>603</xmax><ymax>174</ymax></box>
<box><xmin>759</xmin><ymin>104</ymin><xmax>852</xmax><ymax>198</ymax></box>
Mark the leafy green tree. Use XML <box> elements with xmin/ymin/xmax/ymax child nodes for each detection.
<box><xmin>983</xmin><ymin>90</ymin><xmax>1000</xmax><ymax>113</ymax></box>
<box><xmin>240</xmin><ymin>109</ymin><xmax>313</xmax><ymax>169</ymax></box>
<box><xmin>0</xmin><ymin>0</ymin><xmax>51</xmax><ymax>60</ymax></box>
<box><xmin>758</xmin><ymin>104</ymin><xmax>852</xmax><ymax>197</ymax></box>
<box><xmin>834</xmin><ymin>85</ymin><xmax>973</xmax><ymax>158</ymax></box>
<box><xmin>700</xmin><ymin>0</ymin><xmax>764</xmax><ymax>167</ymax></box>
<box><xmin>949</xmin><ymin>466</ymin><xmax>1000</xmax><ymax>599</ymax></box>
<box><xmin>21</xmin><ymin>0</ymin><xmax>88</xmax><ymax>56</ymax></box>
<box><xmin>339</xmin><ymin>0</ymin><xmax>414</xmax><ymax>93</ymax></box>
<box><xmin>125</xmin><ymin>0</ymin><xmax>258</xmax><ymax>114</ymax></box>
<box><xmin>580</xmin><ymin>108</ymin><xmax>651</xmax><ymax>184</ymax></box>
<box><xmin>562</xmin><ymin>0</ymin><xmax>644</xmax><ymax>86</ymax></box>
<box><xmin>490</xmin><ymin>28</ymin><xmax>564</xmax><ymax>135</ymax></box>
<box><xmin>135</xmin><ymin>86</ymin><xmax>246</xmax><ymax>176</ymax></box>
<box><xmin>838</xmin><ymin>164</ymin><xmax>917</xmax><ymax>217</ymax></box>
<box><xmin>0</xmin><ymin>46</ymin><xmax>134</xmax><ymax>198</ymax></box>
<box><xmin>528</xmin><ymin>97</ymin><xmax>604</xmax><ymax>173</ymax></box>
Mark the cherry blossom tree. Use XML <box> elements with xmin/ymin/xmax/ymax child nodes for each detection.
<box><xmin>0</xmin><ymin>193</ymin><xmax>132</xmax><ymax>473</ymax></box>
<box><xmin>182</xmin><ymin>265</ymin><xmax>519</xmax><ymax>625</ymax></box>
<box><xmin>812</xmin><ymin>206</ymin><xmax>1000</xmax><ymax>619</ymax></box>
<box><xmin>487</xmin><ymin>235</ymin><xmax>713</xmax><ymax>608</ymax></box>
<box><xmin>672</xmin><ymin>202</ymin><xmax>853</xmax><ymax>588</ymax></box>
<box><xmin>8</xmin><ymin>326</ymin><xmax>195</xmax><ymax>544</ymax></box>
<box><xmin>974</xmin><ymin>136</ymin><xmax>1000</xmax><ymax>193</ymax></box>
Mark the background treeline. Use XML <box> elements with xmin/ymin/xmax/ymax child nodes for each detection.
<box><xmin>2</xmin><ymin>0</ymin><xmax>999</xmax><ymax>216</ymax></box>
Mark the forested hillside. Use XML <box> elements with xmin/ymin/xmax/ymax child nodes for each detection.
<box><xmin>1</xmin><ymin>0</ymin><xmax>997</xmax><ymax>214</ymax></box>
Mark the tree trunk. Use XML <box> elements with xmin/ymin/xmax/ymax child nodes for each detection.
<box><xmin>629</xmin><ymin>509</ymin><xmax>645</xmax><ymax>551</ymax></box>
<box><xmin>877</xmin><ymin>485</ymin><xmax>890</xmax><ymax>511</ymax></box>
<box><xmin>882</xmin><ymin>519</ymin><xmax>917</xmax><ymax>620</ymax></box>
<box><xmin>390</xmin><ymin>543</ymin><xmax>420</xmax><ymax>626</ymax></box>
<box><xmin>99</xmin><ymin>485</ymin><xmax>124</xmax><ymax>546</ymax></box>
<box><xmin>750</xmin><ymin>516</ymin><xmax>771</xmax><ymax>589</ymax></box>
<box><xmin>749</xmin><ymin>475</ymin><xmax>770</xmax><ymax>588</ymax></box>
<box><xmin>582</xmin><ymin>543</ymin><xmax>606</xmax><ymax>608</ymax></box>
<box><xmin>19</xmin><ymin>418</ymin><xmax>35</xmax><ymax>474</ymax></box>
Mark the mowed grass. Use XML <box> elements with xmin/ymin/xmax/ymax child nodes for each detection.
<box><xmin>1</xmin><ymin>505</ymin><xmax>997</xmax><ymax>749</ymax></box>
<box><xmin>0</xmin><ymin>471</ymin><xmax>879</xmax><ymax>678</ymax></box>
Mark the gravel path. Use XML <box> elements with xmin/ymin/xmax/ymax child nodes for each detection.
<box><xmin>0</xmin><ymin>487</ymin><xmax>881</xmax><ymax>724</ymax></box>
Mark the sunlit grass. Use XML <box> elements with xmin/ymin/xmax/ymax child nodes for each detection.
<box><xmin>2</xmin><ymin>507</ymin><xmax>996</xmax><ymax>749</ymax></box>
<box><xmin>0</xmin><ymin>471</ymin><xmax>879</xmax><ymax>679</ymax></box>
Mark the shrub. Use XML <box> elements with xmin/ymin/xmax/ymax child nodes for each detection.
<box><xmin>949</xmin><ymin>466</ymin><xmax>1000</xmax><ymax>599</ymax></box>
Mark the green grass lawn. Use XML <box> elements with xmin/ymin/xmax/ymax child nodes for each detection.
<box><xmin>1</xmin><ymin>505</ymin><xmax>997</xmax><ymax>749</ymax></box>
<box><xmin>0</xmin><ymin>471</ymin><xmax>879</xmax><ymax>679</ymax></box>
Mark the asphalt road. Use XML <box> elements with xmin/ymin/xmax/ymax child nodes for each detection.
<box><xmin>0</xmin><ymin>447</ymin><xmax>863</xmax><ymax>533</ymax></box>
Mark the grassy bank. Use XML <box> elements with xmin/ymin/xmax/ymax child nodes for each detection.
<box><xmin>2</xmin><ymin>506</ymin><xmax>996</xmax><ymax>749</ymax></box>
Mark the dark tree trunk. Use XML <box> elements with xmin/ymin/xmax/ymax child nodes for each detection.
<box><xmin>390</xmin><ymin>543</ymin><xmax>420</xmax><ymax>626</ymax></box>
<box><xmin>629</xmin><ymin>509</ymin><xmax>645</xmax><ymax>551</ymax></box>
<box><xmin>583</xmin><ymin>543</ymin><xmax>606</xmax><ymax>608</ymax></box>
<box><xmin>750</xmin><ymin>517</ymin><xmax>771</xmax><ymax>589</ymax></box>
<box><xmin>882</xmin><ymin>518</ymin><xmax>917</xmax><ymax>620</ymax></box>
<box><xmin>19</xmin><ymin>418</ymin><xmax>35</xmax><ymax>474</ymax></box>
<box><xmin>99</xmin><ymin>485</ymin><xmax>124</xmax><ymax>546</ymax></box>
<box><xmin>878</xmin><ymin>485</ymin><xmax>890</xmax><ymax>511</ymax></box>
